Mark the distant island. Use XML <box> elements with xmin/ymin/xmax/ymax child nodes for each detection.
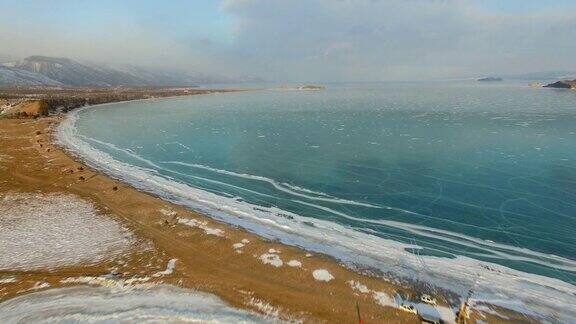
<box><xmin>273</xmin><ymin>85</ymin><xmax>326</xmax><ymax>91</ymax></box>
<box><xmin>544</xmin><ymin>80</ymin><xmax>576</xmax><ymax>89</ymax></box>
<box><xmin>477</xmin><ymin>77</ymin><xmax>503</xmax><ymax>82</ymax></box>
<box><xmin>297</xmin><ymin>85</ymin><xmax>326</xmax><ymax>90</ymax></box>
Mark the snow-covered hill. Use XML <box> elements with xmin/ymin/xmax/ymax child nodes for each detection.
<box><xmin>1</xmin><ymin>55</ymin><xmax>260</xmax><ymax>87</ymax></box>
<box><xmin>9</xmin><ymin>56</ymin><xmax>153</xmax><ymax>87</ymax></box>
<box><xmin>0</xmin><ymin>65</ymin><xmax>63</xmax><ymax>86</ymax></box>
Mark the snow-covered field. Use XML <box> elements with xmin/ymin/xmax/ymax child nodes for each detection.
<box><xmin>0</xmin><ymin>193</ymin><xmax>133</xmax><ymax>271</ymax></box>
<box><xmin>0</xmin><ymin>285</ymin><xmax>274</xmax><ymax>323</ymax></box>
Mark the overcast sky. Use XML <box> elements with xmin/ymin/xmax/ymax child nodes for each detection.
<box><xmin>1</xmin><ymin>0</ymin><xmax>575</xmax><ymax>81</ymax></box>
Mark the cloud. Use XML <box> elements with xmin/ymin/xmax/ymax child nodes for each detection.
<box><xmin>1</xmin><ymin>0</ymin><xmax>575</xmax><ymax>81</ymax></box>
<box><xmin>220</xmin><ymin>0</ymin><xmax>576</xmax><ymax>81</ymax></box>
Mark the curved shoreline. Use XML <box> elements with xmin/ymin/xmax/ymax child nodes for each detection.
<box><xmin>0</xmin><ymin>88</ymin><xmax>572</xmax><ymax>322</ymax></box>
<box><xmin>55</xmin><ymin>96</ymin><xmax>576</xmax><ymax>322</ymax></box>
<box><xmin>1</xmin><ymin>105</ymin><xmax>427</xmax><ymax>322</ymax></box>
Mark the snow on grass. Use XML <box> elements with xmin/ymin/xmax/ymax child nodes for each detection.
<box><xmin>347</xmin><ymin>280</ymin><xmax>370</xmax><ymax>294</ymax></box>
<box><xmin>29</xmin><ymin>281</ymin><xmax>50</xmax><ymax>291</ymax></box>
<box><xmin>0</xmin><ymin>193</ymin><xmax>133</xmax><ymax>271</ymax></box>
<box><xmin>233</xmin><ymin>240</ymin><xmax>250</xmax><ymax>254</ymax></box>
<box><xmin>348</xmin><ymin>280</ymin><xmax>402</xmax><ymax>309</ymax></box>
<box><xmin>259</xmin><ymin>254</ymin><xmax>283</xmax><ymax>267</ymax></box>
<box><xmin>348</xmin><ymin>279</ymin><xmax>398</xmax><ymax>308</ymax></box>
<box><xmin>153</xmin><ymin>259</ymin><xmax>177</xmax><ymax>277</ymax></box>
<box><xmin>248</xmin><ymin>297</ymin><xmax>280</xmax><ymax>318</ymax></box>
<box><xmin>268</xmin><ymin>248</ymin><xmax>280</xmax><ymax>254</ymax></box>
<box><xmin>0</xmin><ymin>285</ymin><xmax>274</xmax><ymax>323</ymax></box>
<box><xmin>177</xmin><ymin>217</ymin><xmax>224</xmax><ymax>237</ymax></box>
<box><xmin>60</xmin><ymin>275</ymin><xmax>160</xmax><ymax>295</ymax></box>
<box><xmin>0</xmin><ymin>277</ymin><xmax>17</xmax><ymax>284</ymax></box>
<box><xmin>61</xmin><ymin>276</ymin><xmax>151</xmax><ymax>291</ymax></box>
<box><xmin>373</xmin><ymin>291</ymin><xmax>397</xmax><ymax>308</ymax></box>
<box><xmin>287</xmin><ymin>260</ymin><xmax>302</xmax><ymax>268</ymax></box>
<box><xmin>204</xmin><ymin>227</ymin><xmax>225</xmax><ymax>236</ymax></box>
<box><xmin>312</xmin><ymin>269</ymin><xmax>334</xmax><ymax>282</ymax></box>
<box><xmin>159</xmin><ymin>208</ymin><xmax>177</xmax><ymax>217</ymax></box>
<box><xmin>233</xmin><ymin>242</ymin><xmax>246</xmax><ymax>254</ymax></box>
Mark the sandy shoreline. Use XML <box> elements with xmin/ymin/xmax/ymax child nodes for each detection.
<box><xmin>0</xmin><ymin>95</ymin><xmax>534</xmax><ymax>323</ymax></box>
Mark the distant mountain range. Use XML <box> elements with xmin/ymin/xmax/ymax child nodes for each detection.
<box><xmin>0</xmin><ymin>55</ymin><xmax>262</xmax><ymax>87</ymax></box>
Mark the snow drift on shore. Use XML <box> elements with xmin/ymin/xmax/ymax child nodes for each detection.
<box><xmin>0</xmin><ymin>285</ymin><xmax>273</xmax><ymax>323</ymax></box>
<box><xmin>0</xmin><ymin>193</ymin><xmax>133</xmax><ymax>271</ymax></box>
<box><xmin>56</xmin><ymin>102</ymin><xmax>576</xmax><ymax>322</ymax></box>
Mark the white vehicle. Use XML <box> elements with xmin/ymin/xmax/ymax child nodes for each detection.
<box><xmin>399</xmin><ymin>304</ymin><xmax>418</xmax><ymax>315</ymax></box>
<box><xmin>420</xmin><ymin>294</ymin><xmax>437</xmax><ymax>305</ymax></box>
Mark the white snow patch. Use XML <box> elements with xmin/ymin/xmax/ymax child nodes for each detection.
<box><xmin>347</xmin><ymin>280</ymin><xmax>370</xmax><ymax>294</ymax></box>
<box><xmin>287</xmin><ymin>260</ymin><xmax>302</xmax><ymax>268</ymax></box>
<box><xmin>233</xmin><ymin>243</ymin><xmax>245</xmax><ymax>249</ymax></box>
<box><xmin>177</xmin><ymin>217</ymin><xmax>224</xmax><ymax>237</ymax></box>
<box><xmin>248</xmin><ymin>297</ymin><xmax>280</xmax><ymax>318</ymax></box>
<box><xmin>30</xmin><ymin>281</ymin><xmax>50</xmax><ymax>290</ymax></box>
<box><xmin>60</xmin><ymin>275</ymin><xmax>152</xmax><ymax>291</ymax></box>
<box><xmin>159</xmin><ymin>208</ymin><xmax>177</xmax><ymax>217</ymax></box>
<box><xmin>153</xmin><ymin>259</ymin><xmax>177</xmax><ymax>277</ymax></box>
<box><xmin>0</xmin><ymin>193</ymin><xmax>133</xmax><ymax>271</ymax></box>
<box><xmin>0</xmin><ymin>285</ymin><xmax>273</xmax><ymax>323</ymax></box>
<box><xmin>373</xmin><ymin>291</ymin><xmax>397</xmax><ymax>308</ymax></box>
<box><xmin>0</xmin><ymin>277</ymin><xmax>17</xmax><ymax>284</ymax></box>
<box><xmin>204</xmin><ymin>227</ymin><xmax>225</xmax><ymax>236</ymax></box>
<box><xmin>312</xmin><ymin>269</ymin><xmax>334</xmax><ymax>282</ymax></box>
<box><xmin>348</xmin><ymin>280</ymin><xmax>397</xmax><ymax>307</ymax></box>
<box><xmin>259</xmin><ymin>254</ymin><xmax>283</xmax><ymax>267</ymax></box>
<box><xmin>268</xmin><ymin>248</ymin><xmax>280</xmax><ymax>254</ymax></box>
<box><xmin>241</xmin><ymin>239</ymin><xmax>250</xmax><ymax>244</ymax></box>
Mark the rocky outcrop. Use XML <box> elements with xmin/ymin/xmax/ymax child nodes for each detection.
<box><xmin>477</xmin><ymin>77</ymin><xmax>503</xmax><ymax>82</ymax></box>
<box><xmin>544</xmin><ymin>80</ymin><xmax>576</xmax><ymax>89</ymax></box>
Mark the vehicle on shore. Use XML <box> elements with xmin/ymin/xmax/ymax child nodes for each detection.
<box><xmin>399</xmin><ymin>303</ymin><xmax>418</xmax><ymax>315</ymax></box>
<box><xmin>420</xmin><ymin>294</ymin><xmax>437</xmax><ymax>305</ymax></box>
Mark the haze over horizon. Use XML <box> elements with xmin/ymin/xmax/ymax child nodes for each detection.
<box><xmin>1</xmin><ymin>0</ymin><xmax>576</xmax><ymax>82</ymax></box>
